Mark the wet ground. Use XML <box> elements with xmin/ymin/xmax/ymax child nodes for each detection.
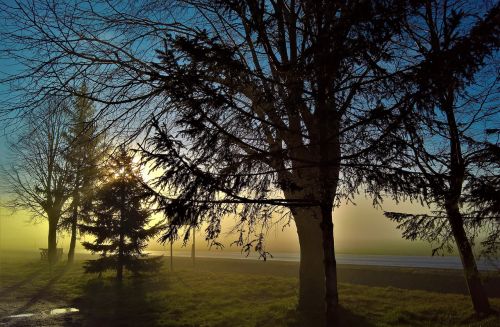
<box><xmin>1</xmin><ymin>308</ymin><xmax>80</xmax><ymax>326</ymax></box>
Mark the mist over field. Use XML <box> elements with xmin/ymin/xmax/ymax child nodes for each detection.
<box><xmin>0</xmin><ymin>196</ymin><xmax>433</xmax><ymax>255</ymax></box>
<box><xmin>1</xmin><ymin>0</ymin><xmax>499</xmax><ymax>326</ymax></box>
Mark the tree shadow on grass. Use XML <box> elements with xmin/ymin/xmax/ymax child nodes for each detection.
<box><xmin>0</xmin><ymin>267</ymin><xmax>45</xmax><ymax>298</ymax></box>
<box><xmin>283</xmin><ymin>305</ymin><xmax>375</xmax><ymax>327</ymax></box>
<box><xmin>10</xmin><ymin>265</ymin><xmax>69</xmax><ymax>315</ymax></box>
<box><xmin>69</xmin><ymin>275</ymin><xmax>167</xmax><ymax>327</ymax></box>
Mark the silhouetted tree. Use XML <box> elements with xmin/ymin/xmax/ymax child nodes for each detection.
<box><xmin>62</xmin><ymin>83</ymin><xmax>105</xmax><ymax>263</ymax></box>
<box><xmin>80</xmin><ymin>148</ymin><xmax>160</xmax><ymax>281</ymax></box>
<box><xmin>3</xmin><ymin>97</ymin><xmax>71</xmax><ymax>265</ymax></box>
<box><xmin>379</xmin><ymin>0</ymin><xmax>499</xmax><ymax>315</ymax></box>
<box><xmin>140</xmin><ymin>3</ymin><xmax>412</xmax><ymax>322</ymax></box>
<box><xmin>0</xmin><ymin>1</ymin><xmax>412</xmax><ymax>323</ymax></box>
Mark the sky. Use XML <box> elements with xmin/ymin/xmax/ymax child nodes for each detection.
<box><xmin>0</xmin><ymin>1</ymin><xmax>442</xmax><ymax>258</ymax></box>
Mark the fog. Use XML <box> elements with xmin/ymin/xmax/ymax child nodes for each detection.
<box><xmin>0</xmin><ymin>196</ymin><xmax>431</xmax><ymax>255</ymax></box>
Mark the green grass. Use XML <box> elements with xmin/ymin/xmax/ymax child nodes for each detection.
<box><xmin>0</xmin><ymin>253</ymin><xmax>499</xmax><ymax>326</ymax></box>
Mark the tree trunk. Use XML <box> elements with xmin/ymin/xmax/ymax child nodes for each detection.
<box><xmin>117</xmin><ymin>185</ymin><xmax>124</xmax><ymax>282</ymax></box>
<box><xmin>170</xmin><ymin>239</ymin><xmax>174</xmax><ymax>272</ymax></box>
<box><xmin>67</xmin><ymin>193</ymin><xmax>79</xmax><ymax>263</ymax></box>
<box><xmin>320</xmin><ymin>204</ymin><xmax>339</xmax><ymax>326</ymax></box>
<box><xmin>447</xmin><ymin>205</ymin><xmax>491</xmax><ymax>315</ymax></box>
<box><xmin>67</xmin><ymin>215</ymin><xmax>77</xmax><ymax>264</ymax></box>
<box><xmin>441</xmin><ymin>92</ymin><xmax>491</xmax><ymax>315</ymax></box>
<box><xmin>47</xmin><ymin>217</ymin><xmax>58</xmax><ymax>265</ymax></box>
<box><xmin>191</xmin><ymin>227</ymin><xmax>195</xmax><ymax>267</ymax></box>
<box><xmin>117</xmin><ymin>232</ymin><xmax>124</xmax><ymax>281</ymax></box>
<box><xmin>293</xmin><ymin>207</ymin><xmax>326</xmax><ymax>316</ymax></box>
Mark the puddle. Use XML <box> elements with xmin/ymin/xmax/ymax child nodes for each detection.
<box><xmin>49</xmin><ymin>308</ymin><xmax>79</xmax><ymax>315</ymax></box>
<box><xmin>5</xmin><ymin>308</ymin><xmax>79</xmax><ymax>320</ymax></box>
<box><xmin>6</xmin><ymin>313</ymin><xmax>35</xmax><ymax>318</ymax></box>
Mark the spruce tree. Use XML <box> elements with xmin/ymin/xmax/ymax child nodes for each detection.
<box><xmin>81</xmin><ymin>148</ymin><xmax>160</xmax><ymax>281</ymax></box>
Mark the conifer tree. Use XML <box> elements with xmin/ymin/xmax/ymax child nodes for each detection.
<box><xmin>80</xmin><ymin>148</ymin><xmax>160</xmax><ymax>281</ymax></box>
<box><xmin>63</xmin><ymin>83</ymin><xmax>104</xmax><ymax>263</ymax></box>
<box><xmin>381</xmin><ymin>0</ymin><xmax>499</xmax><ymax>315</ymax></box>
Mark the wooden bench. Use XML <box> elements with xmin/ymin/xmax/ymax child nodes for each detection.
<box><xmin>39</xmin><ymin>248</ymin><xmax>64</xmax><ymax>261</ymax></box>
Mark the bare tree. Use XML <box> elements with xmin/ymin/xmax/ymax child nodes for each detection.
<box><xmin>3</xmin><ymin>97</ymin><xmax>71</xmax><ymax>265</ymax></box>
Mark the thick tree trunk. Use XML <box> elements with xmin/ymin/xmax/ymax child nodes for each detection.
<box><xmin>447</xmin><ymin>205</ymin><xmax>491</xmax><ymax>315</ymax></box>
<box><xmin>320</xmin><ymin>204</ymin><xmax>339</xmax><ymax>326</ymax></box>
<box><xmin>47</xmin><ymin>218</ymin><xmax>58</xmax><ymax>265</ymax></box>
<box><xmin>293</xmin><ymin>207</ymin><xmax>326</xmax><ymax>315</ymax></box>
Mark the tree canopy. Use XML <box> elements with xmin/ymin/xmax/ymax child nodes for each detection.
<box><xmin>3</xmin><ymin>97</ymin><xmax>72</xmax><ymax>264</ymax></box>
<box><xmin>62</xmin><ymin>83</ymin><xmax>106</xmax><ymax>263</ymax></box>
<box><xmin>81</xmin><ymin>148</ymin><xmax>161</xmax><ymax>280</ymax></box>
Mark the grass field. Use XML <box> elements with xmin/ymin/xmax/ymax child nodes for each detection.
<box><xmin>0</xmin><ymin>252</ymin><xmax>499</xmax><ymax>326</ymax></box>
